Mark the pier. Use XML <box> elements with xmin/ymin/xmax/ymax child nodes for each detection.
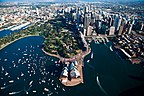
<box><xmin>85</xmin><ymin>35</ymin><xmax>111</xmax><ymax>44</ymax></box>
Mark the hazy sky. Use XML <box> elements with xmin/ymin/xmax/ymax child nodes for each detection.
<box><xmin>0</xmin><ymin>0</ymin><xmax>143</xmax><ymax>2</ymax></box>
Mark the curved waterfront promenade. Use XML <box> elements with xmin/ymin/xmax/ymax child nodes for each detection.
<box><xmin>0</xmin><ymin>35</ymin><xmax>39</xmax><ymax>50</ymax></box>
<box><xmin>42</xmin><ymin>47</ymin><xmax>91</xmax><ymax>86</ymax></box>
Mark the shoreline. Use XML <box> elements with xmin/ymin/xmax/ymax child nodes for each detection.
<box><xmin>114</xmin><ymin>46</ymin><xmax>142</xmax><ymax>64</ymax></box>
<box><xmin>42</xmin><ymin>48</ymin><xmax>62</xmax><ymax>60</ymax></box>
<box><xmin>0</xmin><ymin>35</ymin><xmax>39</xmax><ymax>50</ymax></box>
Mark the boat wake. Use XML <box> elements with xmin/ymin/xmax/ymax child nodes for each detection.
<box><xmin>115</xmin><ymin>51</ymin><xmax>123</xmax><ymax>61</ymax></box>
<box><xmin>9</xmin><ymin>90</ymin><xmax>23</xmax><ymax>95</ymax></box>
<box><xmin>1</xmin><ymin>84</ymin><xmax>13</xmax><ymax>90</ymax></box>
<box><xmin>109</xmin><ymin>46</ymin><xmax>113</xmax><ymax>51</ymax></box>
<box><xmin>96</xmin><ymin>75</ymin><xmax>109</xmax><ymax>96</ymax></box>
<box><xmin>104</xmin><ymin>43</ymin><xmax>108</xmax><ymax>48</ymax></box>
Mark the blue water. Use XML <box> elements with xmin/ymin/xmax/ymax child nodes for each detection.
<box><xmin>0</xmin><ymin>30</ymin><xmax>13</xmax><ymax>38</ymax></box>
<box><xmin>0</xmin><ymin>36</ymin><xmax>144</xmax><ymax>96</ymax></box>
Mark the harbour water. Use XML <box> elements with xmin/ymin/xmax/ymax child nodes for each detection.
<box><xmin>0</xmin><ymin>36</ymin><xmax>144</xmax><ymax>96</ymax></box>
<box><xmin>0</xmin><ymin>30</ymin><xmax>15</xmax><ymax>38</ymax></box>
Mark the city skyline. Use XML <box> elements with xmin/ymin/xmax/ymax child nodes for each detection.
<box><xmin>0</xmin><ymin>1</ymin><xmax>144</xmax><ymax>96</ymax></box>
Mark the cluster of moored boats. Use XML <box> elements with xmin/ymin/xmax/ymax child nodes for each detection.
<box><xmin>0</xmin><ymin>44</ymin><xmax>67</xmax><ymax>95</ymax></box>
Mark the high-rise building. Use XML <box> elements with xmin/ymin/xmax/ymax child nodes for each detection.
<box><xmin>121</xmin><ymin>18</ymin><xmax>127</xmax><ymax>26</ymax></box>
<box><xmin>84</xmin><ymin>6</ymin><xmax>89</xmax><ymax>13</ymax></box>
<box><xmin>76</xmin><ymin>9</ymin><xmax>81</xmax><ymax>23</ymax></box>
<box><xmin>108</xmin><ymin>16</ymin><xmax>113</xmax><ymax>27</ymax></box>
<box><xmin>83</xmin><ymin>28</ymin><xmax>86</xmax><ymax>36</ymax></box>
<box><xmin>113</xmin><ymin>15</ymin><xmax>122</xmax><ymax>31</ymax></box>
<box><xmin>118</xmin><ymin>25</ymin><xmax>124</xmax><ymax>35</ymax></box>
<box><xmin>72</xmin><ymin>13</ymin><xmax>77</xmax><ymax>21</ymax></box>
<box><xmin>109</xmin><ymin>26</ymin><xmax>115</xmax><ymax>35</ymax></box>
<box><xmin>84</xmin><ymin>13</ymin><xmax>88</xmax><ymax>29</ymax></box>
<box><xmin>36</xmin><ymin>8</ymin><xmax>39</xmax><ymax>16</ymax></box>
<box><xmin>84</xmin><ymin>14</ymin><xmax>91</xmax><ymax>30</ymax></box>
<box><xmin>95</xmin><ymin>14</ymin><xmax>102</xmax><ymax>21</ymax></box>
<box><xmin>128</xmin><ymin>24</ymin><xmax>133</xmax><ymax>34</ymax></box>
<box><xmin>87</xmin><ymin>25</ymin><xmax>93</xmax><ymax>36</ymax></box>
<box><xmin>141</xmin><ymin>23</ymin><xmax>144</xmax><ymax>31</ymax></box>
<box><xmin>101</xmin><ymin>23</ymin><xmax>106</xmax><ymax>34</ymax></box>
<box><xmin>91</xmin><ymin>12</ymin><xmax>95</xmax><ymax>25</ymax></box>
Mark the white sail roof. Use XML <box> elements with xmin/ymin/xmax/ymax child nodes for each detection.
<box><xmin>61</xmin><ymin>70</ymin><xmax>68</xmax><ymax>77</ymax></box>
<box><xmin>70</xmin><ymin>68</ymin><xmax>80</xmax><ymax>78</ymax></box>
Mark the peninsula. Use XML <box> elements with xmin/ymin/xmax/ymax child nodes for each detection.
<box><xmin>41</xmin><ymin>15</ymin><xmax>91</xmax><ymax>86</ymax></box>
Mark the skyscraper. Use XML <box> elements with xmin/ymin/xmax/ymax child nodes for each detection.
<box><xmin>113</xmin><ymin>15</ymin><xmax>122</xmax><ymax>31</ymax></box>
<box><xmin>118</xmin><ymin>25</ymin><xmax>124</xmax><ymax>35</ymax></box>
<box><xmin>109</xmin><ymin>26</ymin><xmax>115</xmax><ymax>35</ymax></box>
<box><xmin>128</xmin><ymin>24</ymin><xmax>133</xmax><ymax>34</ymax></box>
<box><xmin>84</xmin><ymin>14</ymin><xmax>91</xmax><ymax>30</ymax></box>
<box><xmin>141</xmin><ymin>23</ymin><xmax>144</xmax><ymax>31</ymax></box>
<box><xmin>36</xmin><ymin>8</ymin><xmax>39</xmax><ymax>16</ymax></box>
<box><xmin>87</xmin><ymin>25</ymin><xmax>93</xmax><ymax>36</ymax></box>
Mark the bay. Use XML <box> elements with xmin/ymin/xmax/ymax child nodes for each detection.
<box><xmin>0</xmin><ymin>36</ymin><xmax>144</xmax><ymax>96</ymax></box>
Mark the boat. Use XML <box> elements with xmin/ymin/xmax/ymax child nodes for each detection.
<box><xmin>2</xmin><ymin>66</ymin><xmax>4</xmax><ymax>71</ymax></box>
<box><xmin>4</xmin><ymin>59</ymin><xmax>7</xmax><ymax>62</ymax></box>
<box><xmin>23</xmin><ymin>54</ymin><xmax>28</xmax><ymax>56</ymax></box>
<box><xmin>21</xmin><ymin>72</ymin><xmax>24</xmax><ymax>76</ymax></box>
<box><xmin>9</xmin><ymin>80</ymin><xmax>14</xmax><ymax>83</ymax></box>
<box><xmin>9</xmin><ymin>92</ymin><xmax>17</xmax><ymax>95</ymax></box>
<box><xmin>110</xmin><ymin>46</ymin><xmax>113</xmax><ymax>51</ymax></box>
<box><xmin>62</xmin><ymin>88</ymin><xmax>65</xmax><ymax>91</ymax></box>
<box><xmin>91</xmin><ymin>52</ymin><xmax>93</xmax><ymax>59</ymax></box>
<box><xmin>95</xmin><ymin>40</ymin><xmax>100</xmax><ymax>44</ymax></box>
<box><xmin>17</xmin><ymin>77</ymin><xmax>19</xmax><ymax>80</ymax></box>
<box><xmin>32</xmin><ymin>90</ymin><xmax>36</xmax><ymax>93</ymax></box>
<box><xmin>26</xmin><ymin>91</ymin><xmax>28</xmax><ymax>94</ymax></box>
<box><xmin>5</xmin><ymin>72</ymin><xmax>9</xmax><ymax>76</ymax></box>
<box><xmin>29</xmin><ymin>81</ymin><xmax>33</xmax><ymax>85</ymax></box>
<box><xmin>87</xmin><ymin>60</ymin><xmax>90</xmax><ymax>63</ymax></box>
<box><xmin>98</xmin><ymin>39</ymin><xmax>102</xmax><ymax>43</ymax></box>
<box><xmin>44</xmin><ymin>88</ymin><xmax>49</xmax><ymax>91</ymax></box>
<box><xmin>41</xmin><ymin>80</ymin><xmax>46</xmax><ymax>83</ymax></box>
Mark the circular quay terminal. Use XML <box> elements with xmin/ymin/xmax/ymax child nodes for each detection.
<box><xmin>0</xmin><ymin>0</ymin><xmax>144</xmax><ymax>96</ymax></box>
